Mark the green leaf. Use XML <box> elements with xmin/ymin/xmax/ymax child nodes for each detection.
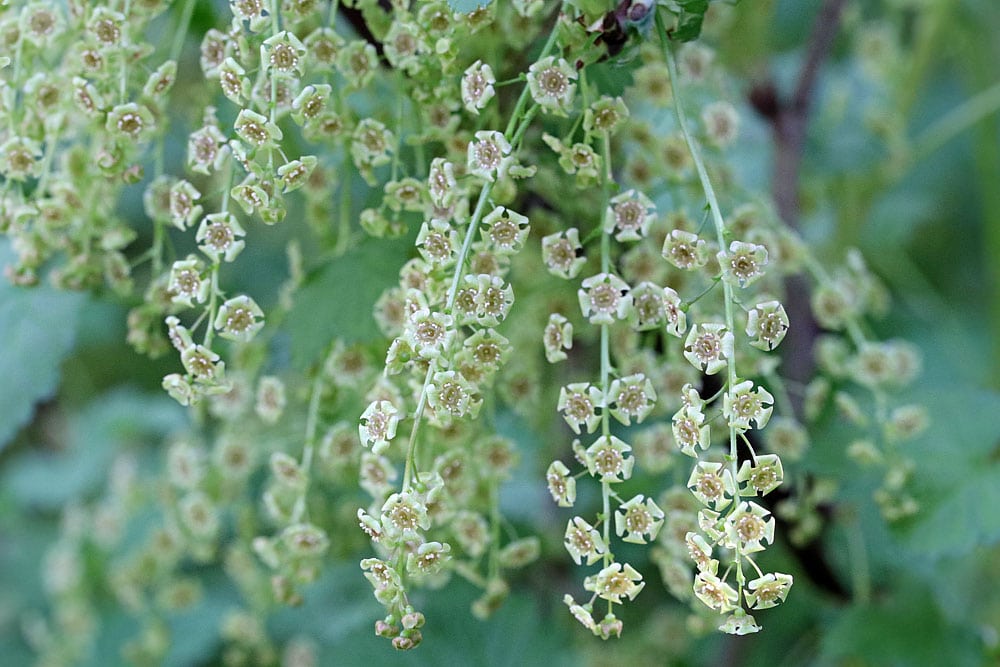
<box><xmin>904</xmin><ymin>465</ymin><xmax>1000</xmax><ymax>559</ymax></box>
<box><xmin>587</xmin><ymin>59</ymin><xmax>641</xmax><ymax>98</ymax></box>
<box><xmin>279</xmin><ymin>575</ymin><xmax>580</xmax><ymax>666</ymax></box>
<box><xmin>817</xmin><ymin>585</ymin><xmax>983</xmax><ymax>667</ymax></box>
<box><xmin>0</xmin><ymin>241</ymin><xmax>85</xmax><ymax>451</ymax></box>
<box><xmin>668</xmin><ymin>0</ymin><xmax>710</xmax><ymax>42</ymax></box>
<box><xmin>448</xmin><ymin>0</ymin><xmax>492</xmax><ymax>14</ymax></box>
<box><xmin>3</xmin><ymin>389</ymin><xmax>185</xmax><ymax>510</ymax></box>
<box><xmin>162</xmin><ymin>574</ymin><xmax>243</xmax><ymax>667</ymax></box>
<box><xmin>286</xmin><ymin>239</ymin><xmax>410</xmax><ymax>370</ymax></box>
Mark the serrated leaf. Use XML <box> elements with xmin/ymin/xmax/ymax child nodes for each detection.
<box><xmin>670</xmin><ymin>0</ymin><xmax>709</xmax><ymax>42</ymax></box>
<box><xmin>286</xmin><ymin>239</ymin><xmax>409</xmax><ymax>370</ymax></box>
<box><xmin>449</xmin><ymin>0</ymin><xmax>492</xmax><ymax>14</ymax></box>
<box><xmin>0</xmin><ymin>241</ymin><xmax>85</xmax><ymax>451</ymax></box>
<box><xmin>586</xmin><ymin>59</ymin><xmax>640</xmax><ymax>98</ymax></box>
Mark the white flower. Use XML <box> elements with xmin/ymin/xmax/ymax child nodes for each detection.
<box><xmin>607</xmin><ymin>373</ymin><xmax>656</xmax><ymax>425</ymax></box>
<box><xmin>584</xmin><ymin>435</ymin><xmax>634</xmax><ymax>483</ymax></box>
<box><xmin>543</xmin><ymin>313</ymin><xmax>573</xmax><ymax>363</ymax></box>
<box><xmin>745</xmin><ymin>572</ymin><xmax>794</xmax><ymax>609</ymax></box>
<box><xmin>693</xmin><ymin>571</ymin><xmax>739</xmax><ymax>612</ymax></box>
<box><xmin>542</xmin><ymin>228</ymin><xmax>586</xmax><ymax>279</ymax></box>
<box><xmin>718</xmin><ymin>241</ymin><xmax>768</xmax><ymax>288</ymax></box>
<box><xmin>723</xmin><ymin>380</ymin><xmax>774</xmax><ymax>432</ymax></box>
<box><xmin>557</xmin><ymin>383</ymin><xmax>604</xmax><ymax>434</ymax></box>
<box><xmin>724</xmin><ymin>501</ymin><xmax>775</xmax><ymax>553</ymax></box>
<box><xmin>546</xmin><ymin>460</ymin><xmax>576</xmax><ymax>507</ymax></box>
<box><xmin>527</xmin><ymin>56</ymin><xmax>577</xmax><ymax>114</ymax></box>
<box><xmin>584</xmin><ymin>562</ymin><xmax>645</xmax><ymax>604</ymax></box>
<box><xmin>564</xmin><ymin>516</ymin><xmax>606</xmax><ymax>566</ymax></box>
<box><xmin>605</xmin><ymin>190</ymin><xmax>655</xmax><ymax>242</ymax></box>
<box><xmin>213</xmin><ymin>295</ymin><xmax>264</xmax><ymax>342</ymax></box>
<box><xmin>578</xmin><ymin>273</ymin><xmax>632</xmax><ymax>325</ymax></box>
<box><xmin>467</xmin><ymin>130</ymin><xmax>511</xmax><ymax>182</ymax></box>
<box><xmin>196</xmin><ymin>212</ymin><xmax>246</xmax><ymax>262</ymax></box>
<box><xmin>481</xmin><ymin>206</ymin><xmax>530</xmax><ymax>255</ymax></box>
<box><xmin>662</xmin><ymin>229</ymin><xmax>708</xmax><ymax>270</ymax></box>
<box><xmin>683</xmin><ymin>323</ymin><xmax>734</xmax><ymax>375</ymax></box>
<box><xmin>462</xmin><ymin>59</ymin><xmax>496</xmax><ymax>114</ymax></box>
<box><xmin>746</xmin><ymin>300</ymin><xmax>789</xmax><ymax>350</ymax></box>
<box><xmin>359</xmin><ymin>400</ymin><xmax>400</xmax><ymax>454</ymax></box>
<box><xmin>702</xmin><ymin>101</ymin><xmax>740</xmax><ymax>147</ymax></box>
<box><xmin>614</xmin><ymin>495</ymin><xmax>664</xmax><ymax>544</ymax></box>
<box><xmin>687</xmin><ymin>461</ymin><xmax>736</xmax><ymax>510</ymax></box>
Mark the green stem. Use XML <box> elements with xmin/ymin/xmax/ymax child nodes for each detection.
<box><xmin>400</xmin><ymin>95</ymin><xmax>541</xmax><ymax>492</ymax></box>
<box><xmin>291</xmin><ymin>372</ymin><xmax>324</xmax><ymax>524</ymax></box>
<box><xmin>488</xmin><ymin>479</ymin><xmax>500</xmax><ymax>581</ymax></box>
<box><xmin>683</xmin><ymin>277</ymin><xmax>721</xmax><ymax>310</ymax></box>
<box><xmin>846</xmin><ymin>509</ymin><xmax>871</xmax><ymax>604</ymax></box>
<box><xmin>402</xmin><ymin>169</ymin><xmax>499</xmax><ymax>493</ymax></box>
<box><xmin>169</xmin><ymin>0</ymin><xmax>197</xmax><ymax>65</ymax></box>
<box><xmin>35</xmin><ymin>121</ymin><xmax>62</xmax><ymax>195</ymax></box>
<box><xmin>336</xmin><ymin>172</ymin><xmax>352</xmax><ymax>255</ymax></box>
<box><xmin>503</xmin><ymin>20</ymin><xmax>560</xmax><ymax>139</ymax></box>
<box><xmin>659</xmin><ymin>10</ymin><xmax>745</xmax><ymax>602</ymax></box>
<box><xmin>598</xmin><ymin>119</ymin><xmax>614</xmax><ymax>619</ymax></box>
<box><xmin>120</xmin><ymin>0</ymin><xmax>132</xmax><ymax>104</ymax></box>
<box><xmin>910</xmin><ymin>79</ymin><xmax>1000</xmax><ymax>164</ymax></box>
<box><xmin>800</xmin><ymin>254</ymin><xmax>868</xmax><ymax>349</ymax></box>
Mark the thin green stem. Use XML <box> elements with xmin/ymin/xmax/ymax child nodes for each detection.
<box><xmin>488</xmin><ymin>479</ymin><xmax>501</xmax><ymax>581</ymax></box>
<box><xmin>659</xmin><ymin>9</ymin><xmax>746</xmax><ymax>603</ymax></box>
<box><xmin>35</xmin><ymin>121</ymin><xmax>62</xmax><ymax>195</ymax></box>
<box><xmin>598</xmin><ymin>120</ymin><xmax>615</xmax><ymax>619</ymax></box>
<box><xmin>203</xmin><ymin>263</ymin><xmax>220</xmax><ymax>347</ymax></box>
<box><xmin>169</xmin><ymin>0</ymin><xmax>197</xmax><ymax>65</ymax></box>
<box><xmin>911</xmin><ymin>79</ymin><xmax>1000</xmax><ymax>163</ymax></box>
<box><xmin>400</xmin><ymin>95</ymin><xmax>542</xmax><ymax>492</ymax></box>
<box><xmin>503</xmin><ymin>18</ymin><xmax>560</xmax><ymax>139</ymax></box>
<box><xmin>683</xmin><ymin>277</ymin><xmax>721</xmax><ymax>310</ymax></box>
<box><xmin>291</xmin><ymin>372</ymin><xmax>324</xmax><ymax>524</ymax></box>
<box><xmin>202</xmin><ymin>160</ymin><xmax>236</xmax><ymax>348</ymax></box>
<box><xmin>494</xmin><ymin>75</ymin><xmax>527</xmax><ymax>88</ymax></box>
<box><xmin>402</xmin><ymin>167</ymin><xmax>499</xmax><ymax>492</ymax></box>
<box><xmin>268</xmin><ymin>0</ymin><xmax>281</xmax><ymax>128</ymax></box>
<box><xmin>800</xmin><ymin>253</ymin><xmax>868</xmax><ymax>348</ymax></box>
<box><xmin>336</xmin><ymin>173</ymin><xmax>352</xmax><ymax>255</ymax></box>
<box><xmin>9</xmin><ymin>38</ymin><xmax>23</xmax><ymax>133</ymax></box>
<box><xmin>845</xmin><ymin>509</ymin><xmax>872</xmax><ymax>604</ymax></box>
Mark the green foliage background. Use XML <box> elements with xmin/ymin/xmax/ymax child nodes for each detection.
<box><xmin>3</xmin><ymin>0</ymin><xmax>1000</xmax><ymax>665</ymax></box>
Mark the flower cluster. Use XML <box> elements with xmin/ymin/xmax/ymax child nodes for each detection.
<box><xmin>2</xmin><ymin>0</ymin><xmax>932</xmax><ymax>661</ymax></box>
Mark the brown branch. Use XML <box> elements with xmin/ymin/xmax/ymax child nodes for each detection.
<box><xmin>751</xmin><ymin>0</ymin><xmax>848</xmax><ymax>395</ymax></box>
<box><xmin>746</xmin><ymin>0</ymin><xmax>854</xmax><ymax>612</ymax></box>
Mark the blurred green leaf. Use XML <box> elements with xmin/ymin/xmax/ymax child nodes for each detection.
<box><xmin>905</xmin><ymin>464</ymin><xmax>1000</xmax><ymax>559</ymax></box>
<box><xmin>292</xmin><ymin>578</ymin><xmax>579</xmax><ymax>667</ymax></box>
<box><xmin>162</xmin><ymin>574</ymin><xmax>242</xmax><ymax>667</ymax></box>
<box><xmin>0</xmin><ymin>241</ymin><xmax>85</xmax><ymax>451</ymax></box>
<box><xmin>287</xmin><ymin>239</ymin><xmax>409</xmax><ymax>370</ymax></box>
<box><xmin>817</xmin><ymin>585</ymin><xmax>984</xmax><ymax>667</ymax></box>
<box><xmin>666</xmin><ymin>0</ymin><xmax>709</xmax><ymax>42</ymax></box>
<box><xmin>2</xmin><ymin>389</ymin><xmax>185</xmax><ymax>510</ymax></box>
